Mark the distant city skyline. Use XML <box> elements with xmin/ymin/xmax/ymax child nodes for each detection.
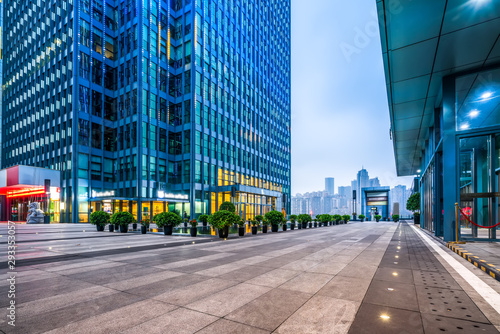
<box><xmin>291</xmin><ymin>0</ymin><xmax>414</xmax><ymax>195</ymax></box>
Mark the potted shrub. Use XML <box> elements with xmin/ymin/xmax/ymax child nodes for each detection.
<box><xmin>43</xmin><ymin>212</ymin><xmax>51</xmax><ymax>224</ymax></box>
<box><xmin>111</xmin><ymin>211</ymin><xmax>134</xmax><ymax>233</ymax></box>
<box><xmin>298</xmin><ymin>214</ymin><xmax>311</xmax><ymax>229</ymax></box>
<box><xmin>219</xmin><ymin>201</ymin><xmax>236</xmax><ymax>213</ymax></box>
<box><xmin>190</xmin><ymin>219</ymin><xmax>198</xmax><ymax>237</ymax></box>
<box><xmin>238</xmin><ymin>219</ymin><xmax>246</xmax><ymax>237</ymax></box>
<box><xmin>392</xmin><ymin>214</ymin><xmax>400</xmax><ymax>222</ymax></box>
<box><xmin>374</xmin><ymin>215</ymin><xmax>382</xmax><ymax>222</ymax></box>
<box><xmin>199</xmin><ymin>214</ymin><xmax>209</xmax><ymax>227</ymax></box>
<box><xmin>289</xmin><ymin>215</ymin><xmax>297</xmax><ymax>230</ymax></box>
<box><xmin>352</xmin><ymin>212</ymin><xmax>357</xmax><ymax>221</ymax></box>
<box><xmin>318</xmin><ymin>214</ymin><xmax>330</xmax><ymax>227</ymax></box>
<box><xmin>90</xmin><ymin>211</ymin><xmax>109</xmax><ymax>232</ymax></box>
<box><xmin>154</xmin><ymin>212</ymin><xmax>182</xmax><ymax>235</ymax></box>
<box><xmin>251</xmin><ymin>220</ymin><xmax>258</xmax><ymax>235</ymax></box>
<box><xmin>313</xmin><ymin>218</ymin><xmax>318</xmax><ymax>228</ymax></box>
<box><xmin>359</xmin><ymin>214</ymin><xmax>365</xmax><ymax>222</ymax></box>
<box><xmin>183</xmin><ymin>217</ymin><xmax>189</xmax><ymax>228</ymax></box>
<box><xmin>209</xmin><ymin>210</ymin><xmax>239</xmax><ymax>238</ymax></box>
<box><xmin>265</xmin><ymin>210</ymin><xmax>283</xmax><ymax>232</ymax></box>
<box><xmin>333</xmin><ymin>214</ymin><xmax>341</xmax><ymax>225</ymax></box>
<box><xmin>342</xmin><ymin>215</ymin><xmax>350</xmax><ymax>224</ymax></box>
<box><xmin>406</xmin><ymin>192</ymin><xmax>421</xmax><ymax>224</ymax></box>
<box><xmin>282</xmin><ymin>217</ymin><xmax>288</xmax><ymax>232</ymax></box>
<box><xmin>140</xmin><ymin>218</ymin><xmax>150</xmax><ymax>234</ymax></box>
<box><xmin>262</xmin><ymin>218</ymin><xmax>269</xmax><ymax>233</ymax></box>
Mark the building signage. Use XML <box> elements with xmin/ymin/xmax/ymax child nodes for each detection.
<box><xmin>91</xmin><ymin>190</ymin><xmax>115</xmax><ymax>198</ymax></box>
<box><xmin>157</xmin><ymin>191</ymin><xmax>188</xmax><ymax>200</ymax></box>
<box><xmin>6</xmin><ymin>187</ymin><xmax>45</xmax><ymax>198</ymax></box>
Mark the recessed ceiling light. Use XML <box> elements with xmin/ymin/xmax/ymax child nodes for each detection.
<box><xmin>417</xmin><ymin>169</ymin><xmax>421</xmax><ymax>173</ymax></box>
<box><xmin>481</xmin><ymin>91</ymin><xmax>493</xmax><ymax>100</ymax></box>
<box><xmin>380</xmin><ymin>314</ymin><xmax>391</xmax><ymax>320</ymax></box>
<box><xmin>392</xmin><ymin>272</ymin><xmax>398</xmax><ymax>276</ymax></box>
<box><xmin>460</xmin><ymin>123</ymin><xmax>470</xmax><ymax>130</ymax></box>
<box><xmin>468</xmin><ymin>109</ymin><xmax>479</xmax><ymax>118</ymax></box>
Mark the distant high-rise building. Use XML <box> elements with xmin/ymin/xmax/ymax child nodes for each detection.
<box><xmin>356</xmin><ymin>169</ymin><xmax>370</xmax><ymax>214</ymax></box>
<box><xmin>370</xmin><ymin>177</ymin><xmax>381</xmax><ymax>188</ymax></box>
<box><xmin>325</xmin><ymin>177</ymin><xmax>335</xmax><ymax>195</ymax></box>
<box><xmin>391</xmin><ymin>185</ymin><xmax>411</xmax><ymax>217</ymax></box>
<box><xmin>338</xmin><ymin>186</ymin><xmax>352</xmax><ymax>211</ymax></box>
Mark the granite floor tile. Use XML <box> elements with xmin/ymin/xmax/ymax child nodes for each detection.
<box><xmin>185</xmin><ymin>283</ymin><xmax>271</xmax><ymax>317</ymax></box>
<box><xmin>122</xmin><ymin>307</ymin><xmax>217</xmax><ymax>334</ymax></box>
<box><xmin>225</xmin><ymin>288</ymin><xmax>311</xmax><ymax>331</ymax></box>
<box><xmin>281</xmin><ymin>272</ymin><xmax>333</xmax><ymax>294</ymax></box>
<box><xmin>153</xmin><ymin>277</ymin><xmax>239</xmax><ymax>306</ymax></box>
<box><xmin>276</xmin><ymin>296</ymin><xmax>359</xmax><ymax>334</ymax></box>
<box><xmin>43</xmin><ymin>300</ymin><xmax>177</xmax><ymax>334</ymax></box>
<box><xmin>196</xmin><ymin>319</ymin><xmax>270</xmax><ymax>334</ymax></box>
<box><xmin>317</xmin><ymin>276</ymin><xmax>371</xmax><ymax>302</ymax></box>
<box><xmin>247</xmin><ymin>268</ymin><xmax>301</xmax><ymax>288</ymax></box>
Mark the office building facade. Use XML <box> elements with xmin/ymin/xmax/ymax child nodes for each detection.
<box><xmin>2</xmin><ymin>0</ymin><xmax>291</xmax><ymax>223</ymax></box>
<box><xmin>378</xmin><ymin>0</ymin><xmax>500</xmax><ymax>241</ymax></box>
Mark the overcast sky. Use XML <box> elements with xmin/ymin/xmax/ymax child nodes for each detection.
<box><xmin>290</xmin><ymin>0</ymin><xmax>415</xmax><ymax>195</ymax></box>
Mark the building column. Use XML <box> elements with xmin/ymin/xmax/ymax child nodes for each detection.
<box><xmin>442</xmin><ymin>76</ymin><xmax>458</xmax><ymax>242</ymax></box>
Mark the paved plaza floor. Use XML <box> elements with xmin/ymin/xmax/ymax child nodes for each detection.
<box><xmin>1</xmin><ymin>222</ymin><xmax>500</xmax><ymax>333</ymax></box>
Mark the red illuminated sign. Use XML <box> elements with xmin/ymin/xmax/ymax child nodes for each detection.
<box><xmin>6</xmin><ymin>187</ymin><xmax>45</xmax><ymax>198</ymax></box>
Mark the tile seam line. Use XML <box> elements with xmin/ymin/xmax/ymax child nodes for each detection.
<box><xmin>410</xmin><ymin>224</ymin><xmax>500</xmax><ymax>315</ymax></box>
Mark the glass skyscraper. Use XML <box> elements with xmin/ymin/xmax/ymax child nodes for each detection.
<box><xmin>2</xmin><ymin>0</ymin><xmax>291</xmax><ymax>223</ymax></box>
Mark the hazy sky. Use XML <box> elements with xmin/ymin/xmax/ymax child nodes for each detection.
<box><xmin>290</xmin><ymin>0</ymin><xmax>415</xmax><ymax>195</ymax></box>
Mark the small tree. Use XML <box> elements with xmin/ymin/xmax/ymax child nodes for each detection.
<box><xmin>392</xmin><ymin>214</ymin><xmax>400</xmax><ymax>222</ymax></box>
<box><xmin>110</xmin><ymin>211</ymin><xmax>135</xmax><ymax>226</ymax></box>
<box><xmin>358</xmin><ymin>214</ymin><xmax>365</xmax><ymax>220</ymax></box>
<box><xmin>297</xmin><ymin>214</ymin><xmax>311</xmax><ymax>224</ymax></box>
<box><xmin>154</xmin><ymin>212</ymin><xmax>182</xmax><ymax>228</ymax></box>
<box><xmin>208</xmin><ymin>210</ymin><xmax>239</xmax><ymax>229</ymax></box>
<box><xmin>342</xmin><ymin>215</ymin><xmax>351</xmax><ymax>223</ymax></box>
<box><xmin>90</xmin><ymin>211</ymin><xmax>110</xmax><ymax>226</ymax></box>
<box><xmin>199</xmin><ymin>214</ymin><xmax>209</xmax><ymax>225</ymax></box>
<box><xmin>289</xmin><ymin>214</ymin><xmax>298</xmax><ymax>224</ymax></box>
<box><xmin>318</xmin><ymin>214</ymin><xmax>330</xmax><ymax>225</ymax></box>
<box><xmin>265</xmin><ymin>210</ymin><xmax>284</xmax><ymax>226</ymax></box>
<box><xmin>333</xmin><ymin>214</ymin><xmax>342</xmax><ymax>223</ymax></box>
<box><xmin>406</xmin><ymin>193</ymin><xmax>420</xmax><ymax>214</ymax></box>
<box><xmin>219</xmin><ymin>201</ymin><xmax>236</xmax><ymax>213</ymax></box>
<box><xmin>255</xmin><ymin>215</ymin><xmax>264</xmax><ymax>223</ymax></box>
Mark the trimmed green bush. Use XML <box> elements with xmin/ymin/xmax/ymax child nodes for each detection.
<box><xmin>90</xmin><ymin>211</ymin><xmax>110</xmax><ymax>226</ymax></box>
<box><xmin>392</xmin><ymin>214</ymin><xmax>400</xmax><ymax>222</ymax></box>
<box><xmin>219</xmin><ymin>201</ymin><xmax>236</xmax><ymax>213</ymax></box>
<box><xmin>110</xmin><ymin>211</ymin><xmax>134</xmax><ymax>226</ymax></box>
<box><xmin>208</xmin><ymin>210</ymin><xmax>240</xmax><ymax>229</ymax></box>
<box><xmin>153</xmin><ymin>212</ymin><xmax>182</xmax><ymax>228</ymax></box>
<box><xmin>265</xmin><ymin>210</ymin><xmax>284</xmax><ymax>226</ymax></box>
<box><xmin>374</xmin><ymin>215</ymin><xmax>382</xmax><ymax>221</ymax></box>
<box><xmin>254</xmin><ymin>215</ymin><xmax>263</xmax><ymax>223</ymax></box>
<box><xmin>289</xmin><ymin>214</ymin><xmax>298</xmax><ymax>223</ymax></box>
<box><xmin>297</xmin><ymin>214</ymin><xmax>312</xmax><ymax>224</ymax></box>
<box><xmin>342</xmin><ymin>215</ymin><xmax>351</xmax><ymax>222</ymax></box>
<box><xmin>199</xmin><ymin>214</ymin><xmax>209</xmax><ymax>224</ymax></box>
<box><xmin>358</xmin><ymin>214</ymin><xmax>366</xmax><ymax>219</ymax></box>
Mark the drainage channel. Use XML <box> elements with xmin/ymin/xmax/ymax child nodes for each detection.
<box><xmin>348</xmin><ymin>222</ymin><xmax>498</xmax><ymax>334</ymax></box>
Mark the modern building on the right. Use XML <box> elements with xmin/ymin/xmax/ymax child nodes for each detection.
<box><xmin>378</xmin><ymin>1</ymin><xmax>500</xmax><ymax>241</ymax></box>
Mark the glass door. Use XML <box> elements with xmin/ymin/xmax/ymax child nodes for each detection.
<box><xmin>459</xmin><ymin>135</ymin><xmax>499</xmax><ymax>240</ymax></box>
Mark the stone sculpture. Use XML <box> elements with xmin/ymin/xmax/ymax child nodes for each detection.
<box><xmin>26</xmin><ymin>202</ymin><xmax>45</xmax><ymax>224</ymax></box>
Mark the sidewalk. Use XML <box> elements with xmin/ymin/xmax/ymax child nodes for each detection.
<box><xmin>447</xmin><ymin>242</ymin><xmax>500</xmax><ymax>282</ymax></box>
